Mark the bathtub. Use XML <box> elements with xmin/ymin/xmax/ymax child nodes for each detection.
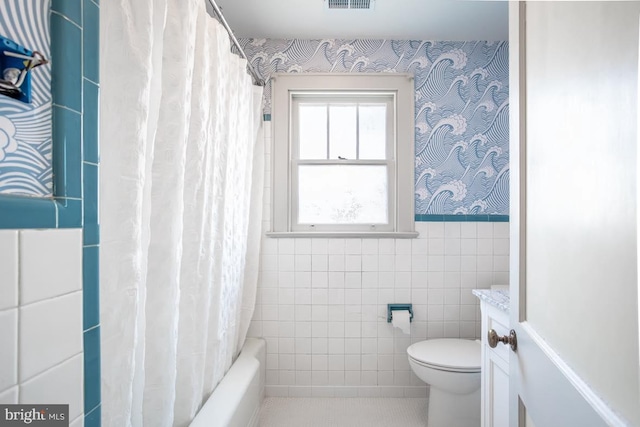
<box><xmin>190</xmin><ymin>338</ymin><xmax>266</xmax><ymax>427</ymax></box>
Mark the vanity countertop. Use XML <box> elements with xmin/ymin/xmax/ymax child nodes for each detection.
<box><xmin>472</xmin><ymin>288</ymin><xmax>510</xmax><ymax>313</ymax></box>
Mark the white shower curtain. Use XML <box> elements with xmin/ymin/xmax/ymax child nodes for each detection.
<box><xmin>99</xmin><ymin>0</ymin><xmax>264</xmax><ymax>425</ymax></box>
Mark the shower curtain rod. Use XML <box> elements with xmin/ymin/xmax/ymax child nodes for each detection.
<box><xmin>206</xmin><ymin>0</ymin><xmax>266</xmax><ymax>87</ymax></box>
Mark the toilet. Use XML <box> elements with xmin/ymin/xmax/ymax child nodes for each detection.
<box><xmin>407</xmin><ymin>338</ymin><xmax>481</xmax><ymax>427</ymax></box>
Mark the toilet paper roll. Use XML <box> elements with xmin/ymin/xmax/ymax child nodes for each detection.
<box><xmin>391</xmin><ymin>309</ymin><xmax>411</xmax><ymax>334</ymax></box>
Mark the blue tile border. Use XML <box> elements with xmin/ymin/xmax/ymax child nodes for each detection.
<box><xmin>0</xmin><ymin>195</ymin><xmax>57</xmax><ymax>228</ymax></box>
<box><xmin>83</xmin><ymin>0</ymin><xmax>99</xmax><ymax>83</ymax></box>
<box><xmin>84</xmin><ymin>404</ymin><xmax>101</xmax><ymax>427</ymax></box>
<box><xmin>51</xmin><ymin>0</ymin><xmax>82</xmax><ymax>26</ymax></box>
<box><xmin>52</xmin><ymin>106</ymin><xmax>83</xmax><ymax>200</ymax></box>
<box><xmin>415</xmin><ymin>214</ymin><xmax>510</xmax><ymax>222</ymax></box>
<box><xmin>83</xmin><ymin>163</ymin><xmax>99</xmax><ymax>245</ymax></box>
<box><xmin>81</xmin><ymin>0</ymin><xmax>101</xmax><ymax>423</ymax></box>
<box><xmin>57</xmin><ymin>198</ymin><xmax>83</xmax><ymax>228</ymax></box>
<box><xmin>83</xmin><ymin>246</ymin><xmax>99</xmax><ymax>330</ymax></box>
<box><xmin>51</xmin><ymin>13</ymin><xmax>82</xmax><ymax>113</ymax></box>
<box><xmin>1</xmin><ymin>3</ymin><xmax>102</xmax><ymax>425</ymax></box>
<box><xmin>83</xmin><ymin>81</ymin><xmax>100</xmax><ymax>163</ymax></box>
<box><xmin>83</xmin><ymin>327</ymin><xmax>101</xmax><ymax>413</ymax></box>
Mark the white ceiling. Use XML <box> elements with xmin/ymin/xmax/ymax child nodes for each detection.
<box><xmin>215</xmin><ymin>0</ymin><xmax>508</xmax><ymax>41</ymax></box>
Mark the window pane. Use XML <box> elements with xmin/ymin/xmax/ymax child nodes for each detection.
<box><xmin>298</xmin><ymin>165</ymin><xmax>388</xmax><ymax>224</ymax></box>
<box><xmin>299</xmin><ymin>105</ymin><xmax>327</xmax><ymax>159</ymax></box>
<box><xmin>359</xmin><ymin>104</ymin><xmax>387</xmax><ymax>159</ymax></box>
<box><xmin>329</xmin><ymin>105</ymin><xmax>357</xmax><ymax>159</ymax></box>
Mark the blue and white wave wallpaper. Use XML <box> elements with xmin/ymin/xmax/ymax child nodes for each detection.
<box><xmin>238</xmin><ymin>39</ymin><xmax>509</xmax><ymax>216</ymax></box>
<box><xmin>0</xmin><ymin>0</ymin><xmax>52</xmax><ymax>197</ymax></box>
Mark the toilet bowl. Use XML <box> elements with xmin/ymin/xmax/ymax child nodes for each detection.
<box><xmin>407</xmin><ymin>339</ymin><xmax>481</xmax><ymax>427</ymax></box>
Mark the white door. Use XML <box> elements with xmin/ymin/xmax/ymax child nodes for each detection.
<box><xmin>509</xmin><ymin>2</ymin><xmax>640</xmax><ymax>427</ymax></box>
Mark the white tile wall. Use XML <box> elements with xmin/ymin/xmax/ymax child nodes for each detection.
<box><xmin>0</xmin><ymin>309</ymin><xmax>17</xmax><ymax>391</ymax></box>
<box><xmin>21</xmin><ymin>353</ymin><xmax>84</xmax><ymax>421</ymax></box>
<box><xmin>251</xmin><ymin>122</ymin><xmax>511</xmax><ymax>396</ymax></box>
<box><xmin>0</xmin><ymin>229</ymin><xmax>84</xmax><ymax>418</ymax></box>
<box><xmin>0</xmin><ymin>386</ymin><xmax>18</xmax><ymax>404</ymax></box>
<box><xmin>0</xmin><ymin>231</ymin><xmax>19</xmax><ymax>310</ymax></box>
<box><xmin>20</xmin><ymin>229</ymin><xmax>83</xmax><ymax>305</ymax></box>
<box><xmin>20</xmin><ymin>291</ymin><xmax>83</xmax><ymax>381</ymax></box>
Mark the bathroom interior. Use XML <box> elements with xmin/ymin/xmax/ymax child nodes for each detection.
<box><xmin>0</xmin><ymin>0</ymin><xmax>639</xmax><ymax>426</ymax></box>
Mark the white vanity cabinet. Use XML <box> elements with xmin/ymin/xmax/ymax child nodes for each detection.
<box><xmin>473</xmin><ymin>290</ymin><xmax>510</xmax><ymax>427</ymax></box>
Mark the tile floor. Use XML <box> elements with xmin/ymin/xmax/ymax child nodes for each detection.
<box><xmin>259</xmin><ymin>397</ymin><xmax>428</xmax><ymax>427</ymax></box>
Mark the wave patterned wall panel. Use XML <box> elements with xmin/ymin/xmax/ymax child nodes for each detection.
<box><xmin>0</xmin><ymin>0</ymin><xmax>52</xmax><ymax>197</ymax></box>
<box><xmin>239</xmin><ymin>39</ymin><xmax>509</xmax><ymax>216</ymax></box>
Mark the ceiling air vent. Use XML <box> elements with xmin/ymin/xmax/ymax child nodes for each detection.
<box><xmin>325</xmin><ymin>0</ymin><xmax>375</xmax><ymax>10</ymax></box>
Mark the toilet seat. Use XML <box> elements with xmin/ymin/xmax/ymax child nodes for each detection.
<box><xmin>407</xmin><ymin>339</ymin><xmax>481</xmax><ymax>373</ymax></box>
<box><xmin>408</xmin><ymin>356</ymin><xmax>480</xmax><ymax>373</ymax></box>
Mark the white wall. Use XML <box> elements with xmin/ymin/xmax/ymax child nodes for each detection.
<box><xmin>525</xmin><ymin>2</ymin><xmax>640</xmax><ymax>424</ymax></box>
<box><xmin>247</xmin><ymin>122</ymin><xmax>511</xmax><ymax>397</ymax></box>
<box><xmin>0</xmin><ymin>229</ymin><xmax>85</xmax><ymax>426</ymax></box>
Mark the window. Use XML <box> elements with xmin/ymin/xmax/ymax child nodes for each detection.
<box><xmin>270</xmin><ymin>73</ymin><xmax>416</xmax><ymax>237</ymax></box>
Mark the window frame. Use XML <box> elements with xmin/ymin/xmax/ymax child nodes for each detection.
<box><xmin>269</xmin><ymin>73</ymin><xmax>417</xmax><ymax>238</ymax></box>
<box><xmin>291</xmin><ymin>93</ymin><xmax>395</xmax><ymax>232</ymax></box>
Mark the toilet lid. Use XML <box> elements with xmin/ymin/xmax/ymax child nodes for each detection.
<box><xmin>407</xmin><ymin>339</ymin><xmax>481</xmax><ymax>371</ymax></box>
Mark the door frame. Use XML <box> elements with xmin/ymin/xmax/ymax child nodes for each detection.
<box><xmin>508</xmin><ymin>2</ymin><xmax>630</xmax><ymax>426</ymax></box>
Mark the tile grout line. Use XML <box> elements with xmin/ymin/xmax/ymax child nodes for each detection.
<box><xmin>53</xmin><ymin>103</ymin><xmax>82</xmax><ymax>115</ymax></box>
<box><xmin>85</xmin><ymin>402</ymin><xmax>100</xmax><ymax>417</ymax></box>
<box><xmin>51</xmin><ymin>10</ymin><xmax>81</xmax><ymax>30</ymax></box>
<box><xmin>18</xmin><ymin>288</ymin><xmax>83</xmax><ymax>310</ymax></box>
<box><xmin>19</xmin><ymin>351</ymin><xmax>83</xmax><ymax>387</ymax></box>
<box><xmin>84</xmin><ymin>323</ymin><xmax>99</xmax><ymax>334</ymax></box>
<box><xmin>83</xmin><ymin>76</ymin><xmax>99</xmax><ymax>86</ymax></box>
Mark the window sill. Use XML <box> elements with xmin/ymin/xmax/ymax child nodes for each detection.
<box><xmin>265</xmin><ymin>231</ymin><xmax>420</xmax><ymax>239</ymax></box>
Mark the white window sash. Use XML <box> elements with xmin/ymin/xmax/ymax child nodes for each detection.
<box><xmin>291</xmin><ymin>160</ymin><xmax>396</xmax><ymax>232</ymax></box>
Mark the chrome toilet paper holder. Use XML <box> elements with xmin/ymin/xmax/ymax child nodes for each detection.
<box><xmin>387</xmin><ymin>303</ymin><xmax>413</xmax><ymax>323</ymax></box>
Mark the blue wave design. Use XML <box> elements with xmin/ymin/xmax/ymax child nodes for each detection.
<box><xmin>436</xmin><ymin>75</ymin><xmax>470</xmax><ymax>116</ymax></box>
<box><xmin>482</xmin><ymin>41</ymin><xmax>509</xmax><ymax>83</ymax></box>
<box><xmin>0</xmin><ymin>0</ymin><xmax>52</xmax><ymax>197</ymax></box>
<box><xmin>239</xmin><ymin>38</ymin><xmax>509</xmax><ymax>215</ymax></box>
<box><xmin>0</xmin><ymin>104</ymin><xmax>53</xmax><ymax>195</ymax></box>
<box><xmin>470</xmin><ymin>167</ymin><xmax>509</xmax><ymax>214</ymax></box>
<box><xmin>477</xmin><ymin>101</ymin><xmax>509</xmax><ymax>156</ymax></box>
